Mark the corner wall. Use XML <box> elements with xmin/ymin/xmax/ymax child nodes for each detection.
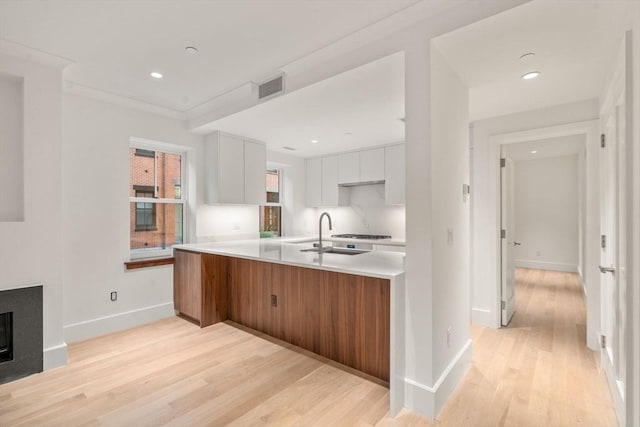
<box><xmin>0</xmin><ymin>51</ymin><xmax>66</xmax><ymax>369</ymax></box>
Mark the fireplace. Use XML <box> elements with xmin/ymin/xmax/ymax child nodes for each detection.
<box><xmin>0</xmin><ymin>312</ymin><xmax>13</xmax><ymax>363</ymax></box>
<box><xmin>0</xmin><ymin>286</ymin><xmax>42</xmax><ymax>384</ymax></box>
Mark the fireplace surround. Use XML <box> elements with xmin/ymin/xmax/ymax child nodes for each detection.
<box><xmin>0</xmin><ymin>285</ymin><xmax>43</xmax><ymax>384</ymax></box>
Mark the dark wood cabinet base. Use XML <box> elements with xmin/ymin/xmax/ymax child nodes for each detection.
<box><xmin>173</xmin><ymin>249</ymin><xmax>390</xmax><ymax>381</ymax></box>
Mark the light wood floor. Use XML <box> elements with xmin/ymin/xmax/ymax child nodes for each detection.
<box><xmin>0</xmin><ymin>269</ymin><xmax>616</xmax><ymax>426</ymax></box>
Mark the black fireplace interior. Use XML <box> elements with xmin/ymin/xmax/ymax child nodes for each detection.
<box><xmin>0</xmin><ymin>312</ymin><xmax>13</xmax><ymax>363</ymax></box>
<box><xmin>0</xmin><ymin>286</ymin><xmax>43</xmax><ymax>384</ymax></box>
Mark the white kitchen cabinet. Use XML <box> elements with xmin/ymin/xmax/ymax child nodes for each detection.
<box><xmin>384</xmin><ymin>144</ymin><xmax>405</xmax><ymax>205</ymax></box>
<box><xmin>338</xmin><ymin>152</ymin><xmax>360</xmax><ymax>184</ymax></box>
<box><xmin>359</xmin><ymin>148</ymin><xmax>385</xmax><ymax>183</ymax></box>
<box><xmin>305</xmin><ymin>155</ymin><xmax>348</xmax><ymax>207</ymax></box>
<box><xmin>306</xmin><ymin>157</ymin><xmax>322</xmax><ymax>207</ymax></box>
<box><xmin>205</xmin><ymin>132</ymin><xmax>266</xmax><ymax>205</ymax></box>
<box><xmin>321</xmin><ymin>155</ymin><xmax>348</xmax><ymax>206</ymax></box>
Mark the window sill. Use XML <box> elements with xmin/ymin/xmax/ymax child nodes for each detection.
<box><xmin>124</xmin><ymin>257</ymin><xmax>174</xmax><ymax>270</ymax></box>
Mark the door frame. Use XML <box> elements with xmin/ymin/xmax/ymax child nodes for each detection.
<box><xmin>488</xmin><ymin>121</ymin><xmax>599</xmax><ymax>348</ymax></box>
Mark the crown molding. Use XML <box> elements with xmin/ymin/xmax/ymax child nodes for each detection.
<box><xmin>64</xmin><ymin>81</ymin><xmax>187</xmax><ymax>121</ymax></box>
<box><xmin>0</xmin><ymin>38</ymin><xmax>73</xmax><ymax>69</ymax></box>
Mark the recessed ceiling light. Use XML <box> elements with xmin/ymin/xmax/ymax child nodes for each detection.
<box><xmin>522</xmin><ymin>71</ymin><xmax>540</xmax><ymax>80</ymax></box>
<box><xmin>530</xmin><ymin>150</ymin><xmax>538</xmax><ymax>154</ymax></box>
<box><xmin>520</xmin><ymin>52</ymin><xmax>536</xmax><ymax>60</ymax></box>
<box><xmin>311</xmin><ymin>139</ymin><xmax>319</xmax><ymax>144</ymax></box>
<box><xmin>185</xmin><ymin>46</ymin><xmax>199</xmax><ymax>54</ymax></box>
<box><xmin>150</xmin><ymin>71</ymin><xmax>163</xmax><ymax>79</ymax></box>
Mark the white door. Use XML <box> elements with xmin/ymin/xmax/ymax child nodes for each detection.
<box><xmin>500</xmin><ymin>154</ymin><xmax>517</xmax><ymax>326</ymax></box>
<box><xmin>600</xmin><ymin>97</ymin><xmax>627</xmax><ymax>391</ymax></box>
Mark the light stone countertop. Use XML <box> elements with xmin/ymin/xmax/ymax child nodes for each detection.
<box><xmin>174</xmin><ymin>238</ymin><xmax>405</xmax><ymax>279</ymax></box>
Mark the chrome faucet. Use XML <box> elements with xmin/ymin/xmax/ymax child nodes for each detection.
<box><xmin>318</xmin><ymin>212</ymin><xmax>332</xmax><ymax>254</ymax></box>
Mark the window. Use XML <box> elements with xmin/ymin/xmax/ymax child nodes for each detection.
<box><xmin>134</xmin><ymin>186</ymin><xmax>156</xmax><ymax>231</ymax></box>
<box><xmin>260</xmin><ymin>169</ymin><xmax>282</xmax><ymax>238</ymax></box>
<box><xmin>129</xmin><ymin>144</ymin><xmax>185</xmax><ymax>257</ymax></box>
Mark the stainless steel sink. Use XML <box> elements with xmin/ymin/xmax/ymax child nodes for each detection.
<box><xmin>300</xmin><ymin>247</ymin><xmax>368</xmax><ymax>255</ymax></box>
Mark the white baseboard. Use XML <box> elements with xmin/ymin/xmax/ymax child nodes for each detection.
<box><xmin>43</xmin><ymin>343</ymin><xmax>67</xmax><ymax>371</ymax></box>
<box><xmin>64</xmin><ymin>302</ymin><xmax>175</xmax><ymax>343</ymax></box>
<box><xmin>403</xmin><ymin>339</ymin><xmax>473</xmax><ymax>419</ymax></box>
<box><xmin>514</xmin><ymin>259</ymin><xmax>578</xmax><ymax>273</ymax></box>
<box><xmin>471</xmin><ymin>307</ymin><xmax>495</xmax><ymax>328</ymax></box>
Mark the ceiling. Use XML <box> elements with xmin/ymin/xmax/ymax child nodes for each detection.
<box><xmin>505</xmin><ymin>134</ymin><xmax>585</xmax><ymax>162</ymax></box>
<box><xmin>208</xmin><ymin>52</ymin><xmax>404</xmax><ymax>158</ymax></box>
<box><xmin>434</xmin><ymin>0</ymin><xmax>632</xmax><ymax>121</ymax></box>
<box><xmin>1</xmin><ymin>1</ymin><xmax>633</xmax><ymax>159</ymax></box>
<box><xmin>0</xmin><ymin>0</ymin><xmax>418</xmax><ymax>112</ymax></box>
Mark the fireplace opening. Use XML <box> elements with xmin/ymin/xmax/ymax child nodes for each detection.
<box><xmin>0</xmin><ymin>312</ymin><xmax>13</xmax><ymax>363</ymax></box>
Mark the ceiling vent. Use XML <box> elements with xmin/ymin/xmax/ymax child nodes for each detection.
<box><xmin>257</xmin><ymin>73</ymin><xmax>285</xmax><ymax>101</ymax></box>
<box><xmin>283</xmin><ymin>146</ymin><xmax>296</xmax><ymax>151</ymax></box>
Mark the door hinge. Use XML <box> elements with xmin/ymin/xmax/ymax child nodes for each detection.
<box><xmin>500</xmin><ymin>158</ymin><xmax>506</xmax><ymax>168</ymax></box>
<box><xmin>601</xmin><ymin>134</ymin><xmax>606</xmax><ymax>148</ymax></box>
<box><xmin>601</xmin><ymin>234</ymin><xmax>606</xmax><ymax>249</ymax></box>
<box><xmin>501</xmin><ymin>229</ymin><xmax>506</xmax><ymax>239</ymax></box>
<box><xmin>501</xmin><ymin>301</ymin><xmax>506</xmax><ymax>310</ymax></box>
<box><xmin>601</xmin><ymin>335</ymin><xmax>606</xmax><ymax>349</ymax></box>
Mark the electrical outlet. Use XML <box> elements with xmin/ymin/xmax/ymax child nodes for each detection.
<box><xmin>110</xmin><ymin>291</ymin><xmax>117</xmax><ymax>302</ymax></box>
<box><xmin>447</xmin><ymin>326</ymin><xmax>452</xmax><ymax>348</ymax></box>
<box><xmin>270</xmin><ymin>294</ymin><xmax>277</xmax><ymax>307</ymax></box>
<box><xmin>536</xmin><ymin>250</ymin><xmax>541</xmax><ymax>257</ymax></box>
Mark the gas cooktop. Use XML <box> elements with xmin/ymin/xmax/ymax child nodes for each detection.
<box><xmin>331</xmin><ymin>233</ymin><xmax>392</xmax><ymax>240</ymax></box>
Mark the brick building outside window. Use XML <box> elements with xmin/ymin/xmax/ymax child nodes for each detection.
<box><xmin>129</xmin><ymin>146</ymin><xmax>184</xmax><ymax>256</ymax></box>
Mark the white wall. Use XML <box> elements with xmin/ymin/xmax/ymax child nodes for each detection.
<box><xmin>0</xmin><ymin>72</ymin><xmax>24</xmax><ymax>221</ymax></box>
<box><xmin>471</xmin><ymin>99</ymin><xmax>599</xmax><ymax>328</ymax></box>
<box><xmin>511</xmin><ymin>154</ymin><xmax>579</xmax><ymax>272</ymax></box>
<box><xmin>62</xmin><ymin>93</ymin><xmax>203</xmax><ymax>342</ymax></box>
<box><xmin>429</xmin><ymin>45</ymin><xmax>471</xmax><ymax>393</ymax></box>
<box><xmin>0</xmin><ymin>51</ymin><xmax>66</xmax><ymax>369</ymax></box>
<box><xmin>402</xmin><ymin>42</ymin><xmax>471</xmax><ymax>416</ymax></box>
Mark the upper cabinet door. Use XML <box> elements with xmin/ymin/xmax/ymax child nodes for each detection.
<box><xmin>321</xmin><ymin>155</ymin><xmax>348</xmax><ymax>206</ymax></box>
<box><xmin>321</xmin><ymin>155</ymin><xmax>339</xmax><ymax>206</ymax></box>
<box><xmin>360</xmin><ymin>148</ymin><xmax>385</xmax><ymax>183</ymax></box>
<box><xmin>385</xmin><ymin>144</ymin><xmax>405</xmax><ymax>205</ymax></box>
<box><xmin>338</xmin><ymin>152</ymin><xmax>360</xmax><ymax>185</ymax></box>
<box><xmin>244</xmin><ymin>140</ymin><xmax>266</xmax><ymax>205</ymax></box>
<box><xmin>205</xmin><ymin>132</ymin><xmax>266</xmax><ymax>205</ymax></box>
<box><xmin>306</xmin><ymin>157</ymin><xmax>322</xmax><ymax>207</ymax></box>
<box><xmin>217</xmin><ymin>133</ymin><xmax>245</xmax><ymax>204</ymax></box>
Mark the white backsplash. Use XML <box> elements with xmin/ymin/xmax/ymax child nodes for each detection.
<box><xmin>313</xmin><ymin>184</ymin><xmax>405</xmax><ymax>239</ymax></box>
<box><xmin>196</xmin><ymin>184</ymin><xmax>405</xmax><ymax>242</ymax></box>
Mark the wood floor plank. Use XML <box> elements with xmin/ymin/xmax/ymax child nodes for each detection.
<box><xmin>0</xmin><ymin>268</ymin><xmax>617</xmax><ymax>426</ymax></box>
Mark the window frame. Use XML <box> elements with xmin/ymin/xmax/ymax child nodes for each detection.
<box><xmin>260</xmin><ymin>168</ymin><xmax>283</xmax><ymax>238</ymax></box>
<box><xmin>129</xmin><ymin>138</ymin><xmax>188</xmax><ymax>260</ymax></box>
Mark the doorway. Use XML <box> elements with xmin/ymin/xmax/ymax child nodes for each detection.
<box><xmin>499</xmin><ymin>136</ymin><xmax>585</xmax><ymax>326</ymax></box>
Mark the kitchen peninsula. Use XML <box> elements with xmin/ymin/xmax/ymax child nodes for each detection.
<box><xmin>173</xmin><ymin>238</ymin><xmax>405</xmax><ymax>409</ymax></box>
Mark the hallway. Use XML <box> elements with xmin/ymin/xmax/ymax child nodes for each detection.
<box><xmin>432</xmin><ymin>268</ymin><xmax>618</xmax><ymax>426</ymax></box>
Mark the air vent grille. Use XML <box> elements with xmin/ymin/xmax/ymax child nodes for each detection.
<box><xmin>258</xmin><ymin>75</ymin><xmax>284</xmax><ymax>100</ymax></box>
<box><xmin>283</xmin><ymin>146</ymin><xmax>296</xmax><ymax>151</ymax></box>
